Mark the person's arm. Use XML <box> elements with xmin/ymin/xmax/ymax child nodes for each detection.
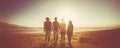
<box><xmin>59</xmin><ymin>23</ymin><xmax>61</xmax><ymax>32</ymax></box>
<box><xmin>65</xmin><ymin>23</ymin><xmax>66</xmax><ymax>32</ymax></box>
<box><xmin>72</xmin><ymin>25</ymin><xmax>73</xmax><ymax>35</ymax></box>
<box><xmin>50</xmin><ymin>22</ymin><xmax>52</xmax><ymax>32</ymax></box>
<box><xmin>44</xmin><ymin>22</ymin><xmax>46</xmax><ymax>32</ymax></box>
<box><xmin>67</xmin><ymin>24</ymin><xmax>68</xmax><ymax>33</ymax></box>
<box><xmin>58</xmin><ymin>22</ymin><xmax>60</xmax><ymax>32</ymax></box>
<box><xmin>52</xmin><ymin>22</ymin><xmax>54</xmax><ymax>32</ymax></box>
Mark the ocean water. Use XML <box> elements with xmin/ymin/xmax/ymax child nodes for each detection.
<box><xmin>39</xmin><ymin>27</ymin><xmax>116</xmax><ymax>32</ymax></box>
<box><xmin>73</xmin><ymin>28</ymin><xmax>114</xmax><ymax>32</ymax></box>
<box><xmin>3</xmin><ymin>27</ymin><xmax>116</xmax><ymax>33</ymax></box>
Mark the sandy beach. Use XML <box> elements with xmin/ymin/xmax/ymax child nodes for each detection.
<box><xmin>0</xmin><ymin>28</ymin><xmax>120</xmax><ymax>48</ymax></box>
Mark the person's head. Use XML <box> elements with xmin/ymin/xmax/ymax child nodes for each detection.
<box><xmin>61</xmin><ymin>18</ymin><xmax>64</xmax><ymax>22</ymax></box>
<box><xmin>46</xmin><ymin>17</ymin><xmax>49</xmax><ymax>21</ymax></box>
<box><xmin>69</xmin><ymin>20</ymin><xmax>72</xmax><ymax>24</ymax></box>
<box><xmin>54</xmin><ymin>17</ymin><xmax>57</xmax><ymax>21</ymax></box>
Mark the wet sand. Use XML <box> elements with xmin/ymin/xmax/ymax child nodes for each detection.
<box><xmin>0</xmin><ymin>28</ymin><xmax>120</xmax><ymax>48</ymax></box>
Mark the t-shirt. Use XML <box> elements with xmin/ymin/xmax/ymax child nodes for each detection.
<box><xmin>67</xmin><ymin>24</ymin><xmax>73</xmax><ymax>33</ymax></box>
<box><xmin>53</xmin><ymin>21</ymin><xmax>59</xmax><ymax>31</ymax></box>
<box><xmin>59</xmin><ymin>22</ymin><xmax>66</xmax><ymax>32</ymax></box>
<box><xmin>44</xmin><ymin>21</ymin><xmax>52</xmax><ymax>31</ymax></box>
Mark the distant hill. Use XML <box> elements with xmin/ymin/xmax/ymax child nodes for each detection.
<box><xmin>0</xmin><ymin>22</ymin><xmax>34</xmax><ymax>30</ymax></box>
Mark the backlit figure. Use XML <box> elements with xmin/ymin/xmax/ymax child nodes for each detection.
<box><xmin>67</xmin><ymin>20</ymin><xmax>73</xmax><ymax>44</ymax></box>
<box><xmin>44</xmin><ymin>17</ymin><xmax>52</xmax><ymax>44</ymax></box>
<box><xmin>59</xmin><ymin>19</ymin><xmax>66</xmax><ymax>43</ymax></box>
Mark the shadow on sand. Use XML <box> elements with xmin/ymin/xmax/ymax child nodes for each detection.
<box><xmin>60</xmin><ymin>43</ymin><xmax>66</xmax><ymax>48</ymax></box>
<box><xmin>38</xmin><ymin>43</ymin><xmax>47</xmax><ymax>48</ymax></box>
<box><xmin>60</xmin><ymin>42</ymin><xmax>73</xmax><ymax>48</ymax></box>
<box><xmin>38</xmin><ymin>43</ymin><xmax>58</xmax><ymax>48</ymax></box>
<box><xmin>68</xmin><ymin>43</ymin><xmax>73</xmax><ymax>48</ymax></box>
<box><xmin>38</xmin><ymin>42</ymin><xmax>73</xmax><ymax>48</ymax></box>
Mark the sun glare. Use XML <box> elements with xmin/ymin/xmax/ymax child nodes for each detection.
<box><xmin>56</xmin><ymin>7</ymin><xmax>80</xmax><ymax>27</ymax></box>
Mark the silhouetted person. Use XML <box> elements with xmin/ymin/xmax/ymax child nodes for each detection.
<box><xmin>44</xmin><ymin>17</ymin><xmax>52</xmax><ymax>44</ymax></box>
<box><xmin>59</xmin><ymin>19</ymin><xmax>66</xmax><ymax>43</ymax></box>
<box><xmin>67</xmin><ymin>20</ymin><xmax>73</xmax><ymax>44</ymax></box>
<box><xmin>53</xmin><ymin>17</ymin><xmax>59</xmax><ymax>44</ymax></box>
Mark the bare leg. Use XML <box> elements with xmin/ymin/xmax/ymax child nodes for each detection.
<box><xmin>48</xmin><ymin>32</ymin><xmax>51</xmax><ymax>43</ymax></box>
<box><xmin>45</xmin><ymin>32</ymin><xmax>47</xmax><ymax>43</ymax></box>
<box><xmin>54</xmin><ymin>32</ymin><xmax>55</xmax><ymax>43</ymax></box>
<box><xmin>56</xmin><ymin>32</ymin><xmax>58</xmax><ymax>43</ymax></box>
<box><xmin>68</xmin><ymin>33</ymin><xmax>72</xmax><ymax>44</ymax></box>
<box><xmin>63</xmin><ymin>32</ymin><xmax>65</xmax><ymax>42</ymax></box>
<box><xmin>55</xmin><ymin>32</ymin><xmax>58</xmax><ymax>43</ymax></box>
<box><xmin>61</xmin><ymin>32</ymin><xmax>63</xmax><ymax>43</ymax></box>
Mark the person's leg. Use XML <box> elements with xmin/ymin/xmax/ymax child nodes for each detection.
<box><xmin>54</xmin><ymin>32</ymin><xmax>56</xmax><ymax>43</ymax></box>
<box><xmin>67</xmin><ymin>33</ymin><xmax>69</xmax><ymax>43</ymax></box>
<box><xmin>61</xmin><ymin>32</ymin><xmax>65</xmax><ymax>43</ymax></box>
<box><xmin>54</xmin><ymin>32</ymin><xmax>58</xmax><ymax>46</ymax></box>
<box><xmin>53</xmin><ymin>32</ymin><xmax>55</xmax><ymax>42</ymax></box>
<box><xmin>56</xmin><ymin>32</ymin><xmax>58</xmax><ymax>43</ymax></box>
<box><xmin>63</xmin><ymin>32</ymin><xmax>65</xmax><ymax>42</ymax></box>
<box><xmin>68</xmin><ymin>34</ymin><xmax>71</xmax><ymax>44</ymax></box>
<box><xmin>69</xmin><ymin>33</ymin><xmax>72</xmax><ymax>44</ymax></box>
<box><xmin>61</xmin><ymin>32</ymin><xmax>63</xmax><ymax>43</ymax></box>
<box><xmin>48</xmin><ymin>32</ymin><xmax>51</xmax><ymax>43</ymax></box>
<box><xmin>53</xmin><ymin>31</ymin><xmax>55</xmax><ymax>43</ymax></box>
<box><xmin>55</xmin><ymin>31</ymin><xmax>58</xmax><ymax>43</ymax></box>
<box><xmin>70</xmin><ymin>35</ymin><xmax>71</xmax><ymax>43</ymax></box>
<box><xmin>45</xmin><ymin>32</ymin><xmax>47</xmax><ymax>43</ymax></box>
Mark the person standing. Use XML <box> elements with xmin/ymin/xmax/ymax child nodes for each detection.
<box><xmin>67</xmin><ymin>20</ymin><xmax>73</xmax><ymax>44</ymax></box>
<box><xmin>53</xmin><ymin>17</ymin><xmax>59</xmax><ymax>44</ymax></box>
<box><xmin>59</xmin><ymin>19</ymin><xmax>66</xmax><ymax>43</ymax></box>
<box><xmin>44</xmin><ymin>17</ymin><xmax>52</xmax><ymax>44</ymax></box>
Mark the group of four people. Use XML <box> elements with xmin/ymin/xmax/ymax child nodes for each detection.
<box><xmin>44</xmin><ymin>17</ymin><xmax>73</xmax><ymax>45</ymax></box>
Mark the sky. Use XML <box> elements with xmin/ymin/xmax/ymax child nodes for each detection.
<box><xmin>0</xmin><ymin>0</ymin><xmax>120</xmax><ymax>27</ymax></box>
